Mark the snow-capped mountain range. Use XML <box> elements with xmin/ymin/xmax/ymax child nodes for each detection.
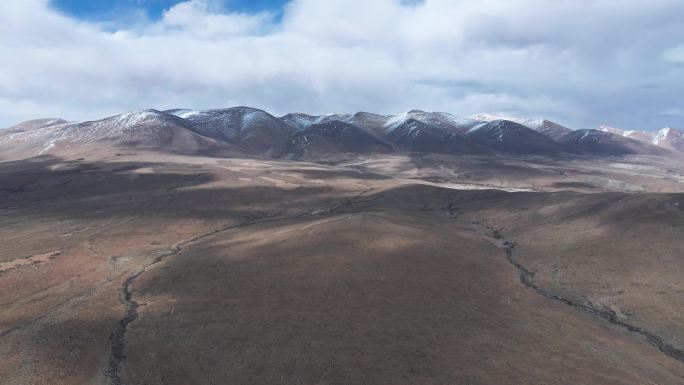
<box><xmin>1</xmin><ymin>107</ymin><xmax>681</xmax><ymax>159</ymax></box>
<box><xmin>599</xmin><ymin>126</ymin><xmax>684</xmax><ymax>151</ymax></box>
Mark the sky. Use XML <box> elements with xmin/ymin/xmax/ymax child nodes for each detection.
<box><xmin>2</xmin><ymin>0</ymin><xmax>684</xmax><ymax>130</ymax></box>
<box><xmin>51</xmin><ymin>0</ymin><xmax>289</xmax><ymax>21</ymax></box>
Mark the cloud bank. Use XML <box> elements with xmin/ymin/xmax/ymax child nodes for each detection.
<box><xmin>2</xmin><ymin>0</ymin><xmax>684</xmax><ymax>130</ymax></box>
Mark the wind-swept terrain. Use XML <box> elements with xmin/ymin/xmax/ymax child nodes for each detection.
<box><xmin>2</xmin><ymin>107</ymin><xmax>684</xmax><ymax>385</ymax></box>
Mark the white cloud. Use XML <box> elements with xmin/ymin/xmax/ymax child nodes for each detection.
<box><xmin>154</xmin><ymin>0</ymin><xmax>274</xmax><ymax>38</ymax></box>
<box><xmin>1</xmin><ymin>0</ymin><xmax>684</xmax><ymax>130</ymax></box>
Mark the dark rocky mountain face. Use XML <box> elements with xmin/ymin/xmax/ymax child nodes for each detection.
<box><xmin>280</xmin><ymin>120</ymin><xmax>393</xmax><ymax>160</ymax></box>
<box><xmin>465</xmin><ymin>120</ymin><xmax>568</xmax><ymax>155</ymax></box>
<box><xmin>279</xmin><ymin>113</ymin><xmax>323</xmax><ymax>131</ymax></box>
<box><xmin>179</xmin><ymin>107</ymin><xmax>294</xmax><ymax>155</ymax></box>
<box><xmin>383</xmin><ymin>118</ymin><xmax>490</xmax><ymax>155</ymax></box>
<box><xmin>387</xmin><ymin>110</ymin><xmax>481</xmax><ymax>135</ymax></box>
<box><xmin>280</xmin><ymin>112</ymin><xmax>393</xmax><ymax>139</ymax></box>
<box><xmin>470</xmin><ymin>115</ymin><xmax>574</xmax><ymax>142</ymax></box>
<box><xmin>346</xmin><ymin>112</ymin><xmax>393</xmax><ymax>137</ymax></box>
<box><xmin>559</xmin><ymin>129</ymin><xmax>666</xmax><ymax>156</ymax></box>
<box><xmin>279</xmin><ymin>113</ymin><xmax>354</xmax><ymax>131</ymax></box>
<box><xmin>525</xmin><ymin>120</ymin><xmax>574</xmax><ymax>141</ymax></box>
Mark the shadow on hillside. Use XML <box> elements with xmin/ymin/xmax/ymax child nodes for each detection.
<box><xmin>3</xmin><ymin>155</ymin><xmax>681</xmax><ymax>229</ymax></box>
<box><xmin>0</xmin><ymin>155</ymin><xmax>340</xmax><ymax>222</ymax></box>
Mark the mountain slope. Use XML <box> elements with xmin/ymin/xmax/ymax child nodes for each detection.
<box><xmin>470</xmin><ymin>113</ymin><xmax>529</xmax><ymax>125</ymax></box>
<box><xmin>280</xmin><ymin>112</ymin><xmax>394</xmax><ymax>138</ymax></box>
<box><xmin>346</xmin><ymin>112</ymin><xmax>393</xmax><ymax>137</ymax></box>
<box><xmin>559</xmin><ymin>129</ymin><xmax>665</xmax><ymax>156</ymax></box>
<box><xmin>383</xmin><ymin>118</ymin><xmax>490</xmax><ymax>155</ymax></box>
<box><xmin>653</xmin><ymin>127</ymin><xmax>684</xmax><ymax>151</ymax></box>
<box><xmin>387</xmin><ymin>110</ymin><xmax>480</xmax><ymax>135</ymax></box>
<box><xmin>4</xmin><ymin>118</ymin><xmax>69</xmax><ymax>133</ymax></box>
<box><xmin>598</xmin><ymin>126</ymin><xmax>684</xmax><ymax>152</ymax></box>
<box><xmin>472</xmin><ymin>114</ymin><xmax>573</xmax><ymax>140</ymax></box>
<box><xmin>280</xmin><ymin>113</ymin><xmax>354</xmax><ymax>132</ymax></box>
<box><xmin>465</xmin><ymin>120</ymin><xmax>567</xmax><ymax>155</ymax></box>
<box><xmin>0</xmin><ymin>110</ymin><xmax>240</xmax><ymax>157</ymax></box>
<box><xmin>175</xmin><ymin>107</ymin><xmax>294</xmax><ymax>155</ymax></box>
<box><xmin>626</xmin><ymin>131</ymin><xmax>655</xmax><ymax>142</ymax></box>
<box><xmin>598</xmin><ymin>126</ymin><xmax>656</xmax><ymax>143</ymax></box>
<box><xmin>524</xmin><ymin>119</ymin><xmax>574</xmax><ymax>140</ymax></box>
<box><xmin>280</xmin><ymin>120</ymin><xmax>393</xmax><ymax>160</ymax></box>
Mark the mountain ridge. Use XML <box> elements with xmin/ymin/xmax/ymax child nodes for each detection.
<box><xmin>2</xmin><ymin>107</ymin><xmax>679</xmax><ymax>159</ymax></box>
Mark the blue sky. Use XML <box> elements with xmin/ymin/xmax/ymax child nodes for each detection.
<box><xmin>51</xmin><ymin>0</ymin><xmax>289</xmax><ymax>20</ymax></box>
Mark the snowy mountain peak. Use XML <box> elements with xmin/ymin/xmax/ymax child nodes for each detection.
<box><xmin>280</xmin><ymin>112</ymin><xmax>354</xmax><ymax>131</ymax></box>
<box><xmin>653</xmin><ymin>126</ymin><xmax>684</xmax><ymax>150</ymax></box>
<box><xmin>384</xmin><ymin>110</ymin><xmax>478</xmax><ymax>134</ymax></box>
<box><xmin>472</xmin><ymin>114</ymin><xmax>573</xmax><ymax>140</ymax></box>
<box><xmin>166</xmin><ymin>109</ymin><xmax>204</xmax><ymax>119</ymax></box>
<box><xmin>598</xmin><ymin>126</ymin><xmax>625</xmax><ymax>135</ymax></box>
<box><xmin>654</xmin><ymin>127</ymin><xmax>674</xmax><ymax>143</ymax></box>
<box><xmin>597</xmin><ymin>125</ymin><xmax>684</xmax><ymax>148</ymax></box>
<box><xmin>470</xmin><ymin>113</ymin><xmax>526</xmax><ymax>124</ymax></box>
<box><xmin>111</xmin><ymin>109</ymin><xmax>168</xmax><ymax>126</ymax></box>
<box><xmin>465</xmin><ymin>119</ymin><xmax>565</xmax><ymax>155</ymax></box>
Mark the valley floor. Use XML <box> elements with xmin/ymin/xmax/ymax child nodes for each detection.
<box><xmin>1</xmin><ymin>151</ymin><xmax>684</xmax><ymax>384</ymax></box>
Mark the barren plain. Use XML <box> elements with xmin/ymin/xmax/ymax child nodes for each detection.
<box><xmin>0</xmin><ymin>144</ymin><xmax>683</xmax><ymax>385</ymax></box>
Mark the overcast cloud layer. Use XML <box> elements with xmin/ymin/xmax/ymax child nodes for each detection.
<box><xmin>2</xmin><ymin>0</ymin><xmax>684</xmax><ymax>130</ymax></box>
